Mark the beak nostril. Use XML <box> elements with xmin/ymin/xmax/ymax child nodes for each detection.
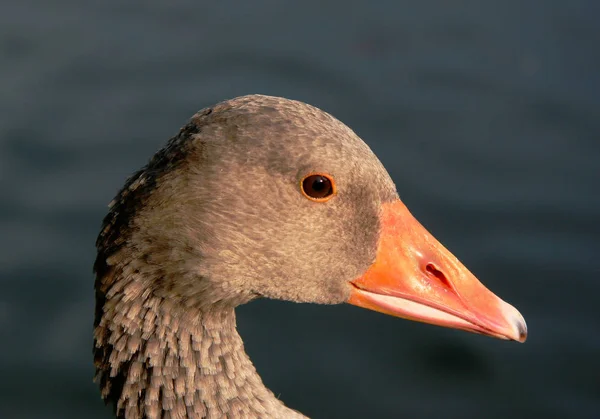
<box><xmin>425</xmin><ymin>263</ymin><xmax>451</xmax><ymax>288</ymax></box>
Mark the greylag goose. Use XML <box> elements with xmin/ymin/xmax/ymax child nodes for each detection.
<box><xmin>94</xmin><ymin>94</ymin><xmax>527</xmax><ymax>419</ymax></box>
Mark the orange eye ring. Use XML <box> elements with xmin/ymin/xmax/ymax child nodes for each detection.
<box><xmin>300</xmin><ymin>173</ymin><xmax>336</xmax><ymax>202</ymax></box>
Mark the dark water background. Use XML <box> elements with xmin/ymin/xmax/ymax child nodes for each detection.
<box><xmin>1</xmin><ymin>1</ymin><xmax>599</xmax><ymax>418</ymax></box>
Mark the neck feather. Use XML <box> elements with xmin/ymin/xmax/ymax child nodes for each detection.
<box><xmin>94</xmin><ymin>286</ymin><xmax>306</xmax><ymax>418</ymax></box>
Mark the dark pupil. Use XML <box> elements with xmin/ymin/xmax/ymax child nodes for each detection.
<box><xmin>312</xmin><ymin>178</ymin><xmax>326</xmax><ymax>191</ymax></box>
<box><xmin>304</xmin><ymin>175</ymin><xmax>332</xmax><ymax>198</ymax></box>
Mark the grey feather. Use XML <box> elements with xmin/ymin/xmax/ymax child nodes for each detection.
<box><xmin>94</xmin><ymin>95</ymin><xmax>398</xmax><ymax>418</ymax></box>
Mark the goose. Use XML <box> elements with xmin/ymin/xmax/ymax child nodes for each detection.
<box><xmin>94</xmin><ymin>94</ymin><xmax>527</xmax><ymax>419</ymax></box>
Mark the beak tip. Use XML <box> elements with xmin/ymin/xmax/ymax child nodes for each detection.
<box><xmin>516</xmin><ymin>318</ymin><xmax>528</xmax><ymax>343</ymax></box>
<box><xmin>508</xmin><ymin>307</ymin><xmax>527</xmax><ymax>343</ymax></box>
<box><xmin>497</xmin><ymin>299</ymin><xmax>527</xmax><ymax>343</ymax></box>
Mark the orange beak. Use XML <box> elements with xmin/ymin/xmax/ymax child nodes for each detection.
<box><xmin>348</xmin><ymin>200</ymin><xmax>527</xmax><ymax>342</ymax></box>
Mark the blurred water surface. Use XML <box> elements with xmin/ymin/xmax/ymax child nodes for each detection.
<box><xmin>1</xmin><ymin>1</ymin><xmax>599</xmax><ymax>418</ymax></box>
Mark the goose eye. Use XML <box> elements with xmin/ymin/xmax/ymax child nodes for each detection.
<box><xmin>301</xmin><ymin>173</ymin><xmax>335</xmax><ymax>201</ymax></box>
